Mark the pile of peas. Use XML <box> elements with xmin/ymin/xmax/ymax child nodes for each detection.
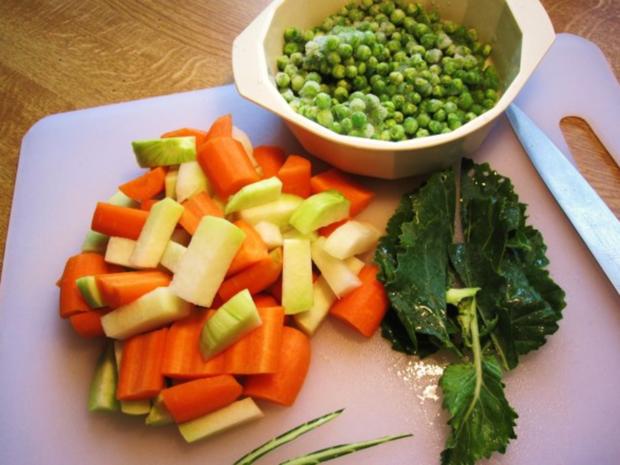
<box><xmin>275</xmin><ymin>0</ymin><xmax>500</xmax><ymax>141</ymax></box>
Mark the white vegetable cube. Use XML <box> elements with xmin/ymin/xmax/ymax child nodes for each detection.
<box><xmin>282</xmin><ymin>238</ymin><xmax>314</xmax><ymax>314</ymax></box>
<box><xmin>129</xmin><ymin>198</ymin><xmax>184</xmax><ymax>269</ymax></box>
<box><xmin>101</xmin><ymin>287</ymin><xmax>193</xmax><ymax>340</ymax></box>
<box><xmin>253</xmin><ymin>221</ymin><xmax>283</xmax><ymax>249</ymax></box>
<box><xmin>105</xmin><ymin>237</ymin><xmax>137</xmax><ymax>268</ymax></box>
<box><xmin>170</xmin><ymin>216</ymin><xmax>245</xmax><ymax>307</ymax></box>
<box><xmin>178</xmin><ymin>398</ymin><xmax>263</xmax><ymax>443</ymax></box>
<box><xmin>293</xmin><ymin>256</ymin><xmax>365</xmax><ymax>336</ymax></box>
<box><xmin>224</xmin><ymin>177</ymin><xmax>283</xmax><ymax>215</ymax></box>
<box><xmin>176</xmin><ymin>161</ymin><xmax>210</xmax><ymax>203</ymax></box>
<box><xmin>239</xmin><ymin>194</ymin><xmax>303</xmax><ymax>228</ymax></box>
<box><xmin>160</xmin><ymin>241</ymin><xmax>187</xmax><ymax>273</ymax></box>
<box><xmin>311</xmin><ymin>237</ymin><xmax>361</xmax><ymax>298</ymax></box>
<box><xmin>323</xmin><ymin>220</ymin><xmax>381</xmax><ymax>259</ymax></box>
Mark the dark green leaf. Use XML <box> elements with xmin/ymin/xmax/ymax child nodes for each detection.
<box><xmin>440</xmin><ymin>357</ymin><xmax>517</xmax><ymax>465</ymax></box>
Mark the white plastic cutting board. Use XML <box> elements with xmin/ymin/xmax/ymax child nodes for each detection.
<box><xmin>1</xmin><ymin>34</ymin><xmax>619</xmax><ymax>465</ymax></box>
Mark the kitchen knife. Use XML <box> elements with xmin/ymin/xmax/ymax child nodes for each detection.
<box><xmin>506</xmin><ymin>104</ymin><xmax>620</xmax><ymax>294</ymax></box>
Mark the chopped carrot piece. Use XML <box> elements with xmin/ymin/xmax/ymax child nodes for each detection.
<box><xmin>243</xmin><ymin>326</ymin><xmax>311</xmax><ymax>406</ymax></box>
<box><xmin>277</xmin><ymin>155</ymin><xmax>312</xmax><ymax>198</ymax></box>
<box><xmin>329</xmin><ymin>264</ymin><xmax>388</xmax><ymax>337</ymax></box>
<box><xmin>254</xmin><ymin>145</ymin><xmax>286</xmax><ymax>179</ymax></box>
<box><xmin>140</xmin><ymin>198</ymin><xmax>158</xmax><ymax>211</ymax></box>
<box><xmin>69</xmin><ymin>309</ymin><xmax>108</xmax><ymax>338</ymax></box>
<box><xmin>162</xmin><ymin>310</ymin><xmax>225</xmax><ymax>379</ymax></box>
<box><xmin>219</xmin><ymin>255</ymin><xmax>282</xmax><ymax>302</ymax></box>
<box><xmin>310</xmin><ymin>169</ymin><xmax>374</xmax><ymax>216</ymax></box>
<box><xmin>59</xmin><ymin>253</ymin><xmax>109</xmax><ymax>318</ymax></box>
<box><xmin>179</xmin><ymin>191</ymin><xmax>224</xmax><ymax>235</ymax></box>
<box><xmin>197</xmin><ymin>137</ymin><xmax>260</xmax><ymax>198</ymax></box>
<box><xmin>119</xmin><ymin>167</ymin><xmax>166</xmax><ymax>202</ymax></box>
<box><xmin>117</xmin><ymin>327</ymin><xmax>168</xmax><ymax>401</ymax></box>
<box><xmin>91</xmin><ymin>202</ymin><xmax>148</xmax><ymax>240</ymax></box>
<box><xmin>95</xmin><ymin>270</ymin><xmax>171</xmax><ymax>308</ymax></box>
<box><xmin>161</xmin><ymin>375</ymin><xmax>242</xmax><ymax>423</ymax></box>
<box><xmin>222</xmin><ymin>307</ymin><xmax>284</xmax><ymax>375</ymax></box>
<box><xmin>227</xmin><ymin>220</ymin><xmax>269</xmax><ymax>276</ymax></box>
<box><xmin>253</xmin><ymin>294</ymin><xmax>279</xmax><ymax>308</ymax></box>
<box><xmin>204</xmin><ymin>114</ymin><xmax>233</xmax><ymax>142</ymax></box>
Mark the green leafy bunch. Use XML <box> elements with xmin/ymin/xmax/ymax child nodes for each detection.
<box><xmin>374</xmin><ymin>159</ymin><xmax>566</xmax><ymax>465</ymax></box>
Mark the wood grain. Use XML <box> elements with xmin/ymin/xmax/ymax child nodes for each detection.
<box><xmin>0</xmin><ymin>0</ymin><xmax>618</xmax><ymax>275</ymax></box>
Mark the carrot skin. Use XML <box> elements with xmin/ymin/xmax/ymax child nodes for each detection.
<box><xmin>277</xmin><ymin>155</ymin><xmax>312</xmax><ymax>198</ymax></box>
<box><xmin>179</xmin><ymin>191</ymin><xmax>224</xmax><ymax>235</ymax></box>
<box><xmin>219</xmin><ymin>255</ymin><xmax>282</xmax><ymax>302</ymax></box>
<box><xmin>161</xmin><ymin>375</ymin><xmax>242</xmax><ymax>423</ymax></box>
<box><xmin>69</xmin><ymin>309</ymin><xmax>107</xmax><ymax>338</ymax></box>
<box><xmin>117</xmin><ymin>327</ymin><xmax>168</xmax><ymax>401</ymax></box>
<box><xmin>253</xmin><ymin>294</ymin><xmax>279</xmax><ymax>308</ymax></box>
<box><xmin>227</xmin><ymin>220</ymin><xmax>269</xmax><ymax>276</ymax></box>
<box><xmin>119</xmin><ymin>167</ymin><xmax>166</xmax><ymax>202</ymax></box>
<box><xmin>254</xmin><ymin>145</ymin><xmax>286</xmax><ymax>179</ymax></box>
<box><xmin>197</xmin><ymin>137</ymin><xmax>260</xmax><ymax>198</ymax></box>
<box><xmin>59</xmin><ymin>253</ymin><xmax>109</xmax><ymax>318</ymax></box>
<box><xmin>329</xmin><ymin>264</ymin><xmax>388</xmax><ymax>337</ymax></box>
<box><xmin>95</xmin><ymin>270</ymin><xmax>171</xmax><ymax>308</ymax></box>
<box><xmin>243</xmin><ymin>326</ymin><xmax>311</xmax><ymax>406</ymax></box>
<box><xmin>91</xmin><ymin>202</ymin><xmax>148</xmax><ymax>240</ymax></box>
<box><xmin>310</xmin><ymin>169</ymin><xmax>374</xmax><ymax>216</ymax></box>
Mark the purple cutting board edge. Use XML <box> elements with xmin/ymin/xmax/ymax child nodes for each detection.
<box><xmin>1</xmin><ymin>34</ymin><xmax>619</xmax><ymax>465</ymax></box>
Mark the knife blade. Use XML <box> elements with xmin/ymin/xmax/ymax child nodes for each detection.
<box><xmin>506</xmin><ymin>104</ymin><xmax>620</xmax><ymax>294</ymax></box>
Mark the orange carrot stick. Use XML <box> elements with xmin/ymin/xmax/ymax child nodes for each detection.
<box><xmin>119</xmin><ymin>167</ymin><xmax>166</xmax><ymax>202</ymax></box>
<box><xmin>204</xmin><ymin>114</ymin><xmax>233</xmax><ymax>142</ymax></box>
<box><xmin>277</xmin><ymin>155</ymin><xmax>312</xmax><ymax>198</ymax></box>
<box><xmin>140</xmin><ymin>198</ymin><xmax>159</xmax><ymax>211</ymax></box>
<box><xmin>223</xmin><ymin>307</ymin><xmax>284</xmax><ymax>375</ymax></box>
<box><xmin>254</xmin><ymin>145</ymin><xmax>286</xmax><ymax>179</ymax></box>
<box><xmin>197</xmin><ymin>137</ymin><xmax>260</xmax><ymax>198</ymax></box>
<box><xmin>162</xmin><ymin>310</ymin><xmax>225</xmax><ymax>379</ymax></box>
<box><xmin>91</xmin><ymin>202</ymin><xmax>149</xmax><ymax>240</ymax></box>
<box><xmin>59</xmin><ymin>253</ymin><xmax>109</xmax><ymax>318</ymax></box>
<box><xmin>267</xmin><ymin>275</ymin><xmax>282</xmax><ymax>304</ymax></box>
<box><xmin>253</xmin><ymin>294</ymin><xmax>279</xmax><ymax>308</ymax></box>
<box><xmin>219</xmin><ymin>254</ymin><xmax>282</xmax><ymax>302</ymax></box>
<box><xmin>243</xmin><ymin>326</ymin><xmax>311</xmax><ymax>406</ymax></box>
<box><xmin>227</xmin><ymin>220</ymin><xmax>269</xmax><ymax>276</ymax></box>
<box><xmin>95</xmin><ymin>270</ymin><xmax>171</xmax><ymax>308</ymax></box>
<box><xmin>310</xmin><ymin>169</ymin><xmax>374</xmax><ymax>216</ymax></box>
<box><xmin>329</xmin><ymin>264</ymin><xmax>388</xmax><ymax>337</ymax></box>
<box><xmin>161</xmin><ymin>375</ymin><xmax>242</xmax><ymax>423</ymax></box>
<box><xmin>69</xmin><ymin>309</ymin><xmax>107</xmax><ymax>338</ymax></box>
<box><xmin>117</xmin><ymin>327</ymin><xmax>168</xmax><ymax>401</ymax></box>
<box><xmin>161</xmin><ymin>128</ymin><xmax>209</xmax><ymax>148</ymax></box>
<box><xmin>179</xmin><ymin>191</ymin><xmax>224</xmax><ymax>235</ymax></box>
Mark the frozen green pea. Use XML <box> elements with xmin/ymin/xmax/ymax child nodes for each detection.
<box><xmin>390</xmin><ymin>8</ymin><xmax>406</xmax><ymax>24</ymax></box>
<box><xmin>465</xmin><ymin>111</ymin><xmax>477</xmax><ymax>122</ymax></box>
<box><xmin>331</xmin><ymin>121</ymin><xmax>342</xmax><ymax>134</ymax></box>
<box><xmin>402</xmin><ymin>102</ymin><xmax>417</xmax><ymax>115</ymax></box>
<box><xmin>427</xmin><ymin>99</ymin><xmax>443</xmax><ymax>113</ymax></box>
<box><xmin>350</xmin><ymin>98</ymin><xmax>366</xmax><ymax>113</ymax></box>
<box><xmin>304</xmin><ymin>106</ymin><xmax>318</xmax><ymax>120</ymax></box>
<box><xmin>384</xmin><ymin>118</ymin><xmax>396</xmax><ymax>129</ymax></box>
<box><xmin>338</xmin><ymin>43</ymin><xmax>353</xmax><ymax>59</ymax></box>
<box><xmin>390</xmin><ymin>124</ymin><xmax>406</xmax><ymax>141</ymax></box>
<box><xmin>284</xmin><ymin>42</ymin><xmax>300</xmax><ymax>55</ymax></box>
<box><xmin>425</xmin><ymin>48</ymin><xmax>442</xmax><ymax>64</ymax></box>
<box><xmin>351</xmin><ymin>111</ymin><xmax>367</xmax><ymax>129</ymax></box>
<box><xmin>333</xmin><ymin>103</ymin><xmax>351</xmax><ymax>120</ymax></box>
<box><xmin>275</xmin><ymin>72</ymin><xmax>291</xmax><ymax>88</ymax></box>
<box><xmin>403</xmin><ymin>117</ymin><xmax>419</xmax><ymax>135</ymax></box>
<box><xmin>291</xmin><ymin>75</ymin><xmax>305</xmax><ymax>92</ymax></box>
<box><xmin>341</xmin><ymin>117</ymin><xmax>353</xmax><ymax>133</ymax></box>
<box><xmin>417</xmin><ymin>112</ymin><xmax>431</xmax><ymax>128</ymax></box>
<box><xmin>300</xmin><ymin>80</ymin><xmax>321</xmax><ymax>98</ymax></box>
<box><xmin>277</xmin><ymin>55</ymin><xmax>289</xmax><ymax>71</ymax></box>
<box><xmin>333</xmin><ymin>86</ymin><xmax>348</xmax><ymax>102</ymax></box>
<box><xmin>280</xmin><ymin>89</ymin><xmax>295</xmax><ymax>102</ymax></box>
<box><xmin>355</xmin><ymin>44</ymin><xmax>372</xmax><ymax>61</ymax></box>
<box><xmin>290</xmin><ymin>52</ymin><xmax>304</xmax><ymax>66</ymax></box>
<box><xmin>306</xmin><ymin>72</ymin><xmax>322</xmax><ymax>83</ymax></box>
<box><xmin>432</xmin><ymin>85</ymin><xmax>445</xmax><ymax>98</ymax></box>
<box><xmin>314</xmin><ymin>92</ymin><xmax>331</xmax><ymax>110</ymax></box>
<box><xmin>416</xmin><ymin>128</ymin><xmax>430</xmax><ymax>138</ymax></box>
<box><xmin>284</xmin><ymin>27</ymin><xmax>301</xmax><ymax>42</ymax></box>
<box><xmin>327</xmin><ymin>51</ymin><xmax>341</xmax><ymax>65</ymax></box>
<box><xmin>316</xmin><ymin>109</ymin><xmax>334</xmax><ymax>127</ymax></box>
<box><xmin>458</xmin><ymin>92</ymin><xmax>474</xmax><ymax>110</ymax></box>
<box><xmin>325</xmin><ymin>35</ymin><xmax>340</xmax><ymax>51</ymax></box>
<box><xmin>393</xmin><ymin>111</ymin><xmax>404</xmax><ymax>123</ymax></box>
<box><xmin>444</xmin><ymin>101</ymin><xmax>458</xmax><ymax>114</ymax></box>
<box><xmin>332</xmin><ymin>64</ymin><xmax>346</xmax><ymax>79</ymax></box>
<box><xmin>434</xmin><ymin>109</ymin><xmax>447</xmax><ymax>122</ymax></box>
<box><xmin>357</xmin><ymin>62</ymin><xmax>367</xmax><ymax>75</ymax></box>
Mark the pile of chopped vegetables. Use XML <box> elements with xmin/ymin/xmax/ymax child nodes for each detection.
<box><xmin>375</xmin><ymin>159</ymin><xmax>566</xmax><ymax>465</ymax></box>
<box><xmin>276</xmin><ymin>0</ymin><xmax>500</xmax><ymax>140</ymax></box>
<box><xmin>57</xmin><ymin>114</ymin><xmax>399</xmax><ymax>458</ymax></box>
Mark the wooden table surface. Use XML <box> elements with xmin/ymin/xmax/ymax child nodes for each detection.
<box><xmin>0</xmin><ymin>0</ymin><xmax>618</xmax><ymax>275</ymax></box>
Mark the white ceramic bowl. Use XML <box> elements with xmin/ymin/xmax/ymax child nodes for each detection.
<box><xmin>233</xmin><ymin>0</ymin><xmax>555</xmax><ymax>179</ymax></box>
